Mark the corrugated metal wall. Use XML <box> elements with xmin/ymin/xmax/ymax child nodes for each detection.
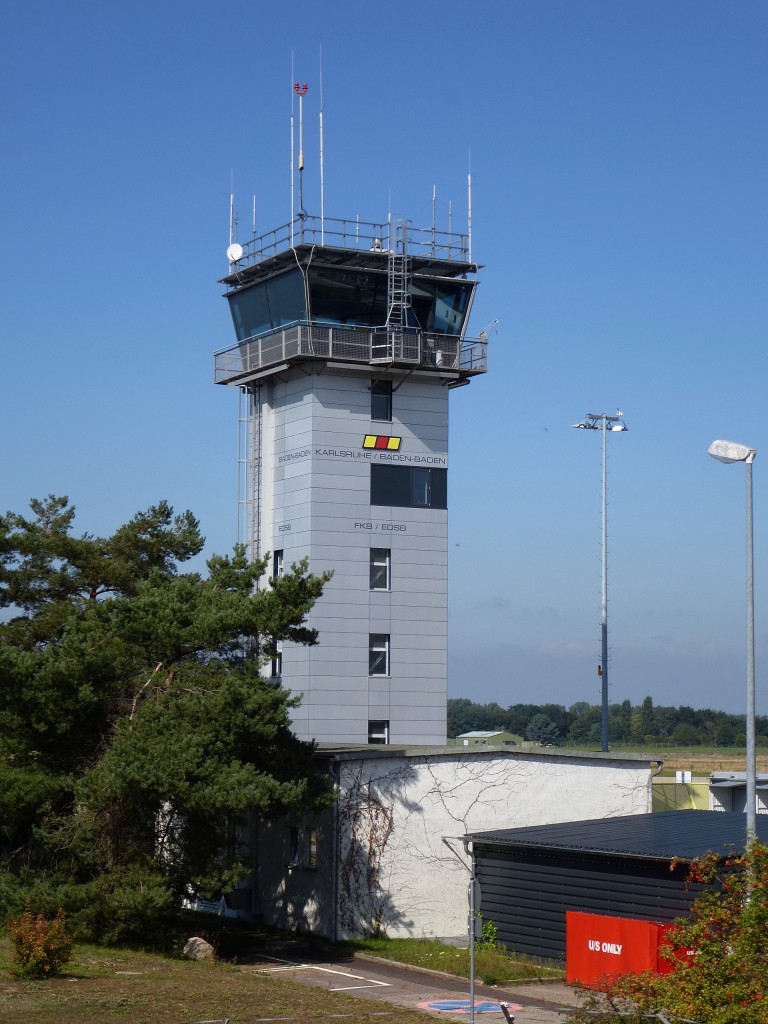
<box><xmin>475</xmin><ymin>844</ymin><xmax>705</xmax><ymax>961</ymax></box>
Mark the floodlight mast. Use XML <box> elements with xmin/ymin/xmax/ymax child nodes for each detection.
<box><xmin>708</xmin><ymin>439</ymin><xmax>757</xmax><ymax>843</ymax></box>
<box><xmin>572</xmin><ymin>411</ymin><xmax>628</xmax><ymax>752</ymax></box>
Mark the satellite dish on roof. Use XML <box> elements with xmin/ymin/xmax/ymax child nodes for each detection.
<box><xmin>227</xmin><ymin>242</ymin><xmax>243</xmax><ymax>263</ymax></box>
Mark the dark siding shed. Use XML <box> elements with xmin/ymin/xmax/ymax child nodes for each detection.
<box><xmin>468</xmin><ymin>811</ymin><xmax>764</xmax><ymax>961</ymax></box>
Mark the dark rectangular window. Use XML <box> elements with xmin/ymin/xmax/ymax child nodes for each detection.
<box><xmin>370</xmin><ymin>548</ymin><xmax>391</xmax><ymax>590</ymax></box>
<box><xmin>371</xmin><ymin>380</ymin><xmax>392</xmax><ymax>421</ymax></box>
<box><xmin>272</xmin><ymin>550</ymin><xmax>284</xmax><ymax>579</ymax></box>
<box><xmin>369</xmin><ymin>634</ymin><xmax>390</xmax><ymax>676</ymax></box>
<box><xmin>271</xmin><ymin>640</ymin><xmax>283</xmax><ymax>678</ymax></box>
<box><xmin>371</xmin><ymin>465</ymin><xmax>447</xmax><ymax>510</ymax></box>
<box><xmin>368</xmin><ymin>720</ymin><xmax>390</xmax><ymax>744</ymax></box>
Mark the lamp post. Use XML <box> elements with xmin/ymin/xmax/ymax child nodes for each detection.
<box><xmin>572</xmin><ymin>411</ymin><xmax>628</xmax><ymax>752</ymax></box>
<box><xmin>708</xmin><ymin>439</ymin><xmax>757</xmax><ymax>843</ymax></box>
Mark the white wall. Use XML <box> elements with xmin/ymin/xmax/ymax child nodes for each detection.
<box><xmin>334</xmin><ymin>748</ymin><xmax>655</xmax><ymax>939</ymax></box>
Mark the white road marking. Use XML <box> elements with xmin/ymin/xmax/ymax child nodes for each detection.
<box><xmin>249</xmin><ymin>955</ymin><xmax>390</xmax><ymax>990</ymax></box>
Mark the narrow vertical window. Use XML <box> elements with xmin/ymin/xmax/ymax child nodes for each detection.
<box><xmin>273</xmin><ymin>550</ymin><xmax>284</xmax><ymax>578</ymax></box>
<box><xmin>307</xmin><ymin>828</ymin><xmax>318</xmax><ymax>868</ymax></box>
<box><xmin>369</xmin><ymin>634</ymin><xmax>390</xmax><ymax>676</ymax></box>
<box><xmin>369</xmin><ymin>548</ymin><xmax>391</xmax><ymax>591</ymax></box>
<box><xmin>368</xmin><ymin>720</ymin><xmax>390</xmax><ymax>744</ymax></box>
<box><xmin>371</xmin><ymin>380</ymin><xmax>392</xmax><ymax>421</ymax></box>
<box><xmin>288</xmin><ymin>826</ymin><xmax>299</xmax><ymax>867</ymax></box>
<box><xmin>412</xmin><ymin>467</ymin><xmax>430</xmax><ymax>507</ymax></box>
<box><xmin>271</xmin><ymin>640</ymin><xmax>283</xmax><ymax>678</ymax></box>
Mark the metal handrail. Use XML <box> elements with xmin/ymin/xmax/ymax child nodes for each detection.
<box><xmin>227</xmin><ymin>214</ymin><xmax>471</xmax><ymax>271</ymax></box>
<box><xmin>214</xmin><ymin>322</ymin><xmax>487</xmax><ymax>385</ymax></box>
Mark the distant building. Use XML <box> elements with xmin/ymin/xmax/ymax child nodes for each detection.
<box><xmin>709</xmin><ymin>771</ymin><xmax>768</xmax><ymax>814</ymax></box>
<box><xmin>456</xmin><ymin>730</ymin><xmax>519</xmax><ymax>747</ymax></box>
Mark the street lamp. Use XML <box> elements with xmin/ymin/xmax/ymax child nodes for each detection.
<box><xmin>572</xmin><ymin>411</ymin><xmax>628</xmax><ymax>752</ymax></box>
<box><xmin>708</xmin><ymin>439</ymin><xmax>757</xmax><ymax>843</ymax></box>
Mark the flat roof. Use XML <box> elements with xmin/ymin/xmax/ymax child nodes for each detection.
<box><xmin>468</xmin><ymin>810</ymin><xmax>767</xmax><ymax>861</ymax></box>
<box><xmin>313</xmin><ymin>743</ymin><xmax>657</xmax><ymax>767</ymax></box>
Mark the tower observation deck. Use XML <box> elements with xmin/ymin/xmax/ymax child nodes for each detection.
<box><xmin>215</xmin><ymin>210</ymin><xmax>489</xmax><ymax>746</ymax></box>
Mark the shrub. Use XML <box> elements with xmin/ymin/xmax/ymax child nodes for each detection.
<box><xmin>9</xmin><ymin>906</ymin><xmax>73</xmax><ymax>979</ymax></box>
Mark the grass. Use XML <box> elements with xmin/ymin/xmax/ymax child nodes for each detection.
<box><xmin>344</xmin><ymin>937</ymin><xmax>563</xmax><ymax>985</ymax></box>
<box><xmin>0</xmin><ymin>937</ymin><xmax>435</xmax><ymax>1024</ymax></box>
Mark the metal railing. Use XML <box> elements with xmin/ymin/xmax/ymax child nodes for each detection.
<box><xmin>214</xmin><ymin>322</ymin><xmax>488</xmax><ymax>385</ymax></box>
<box><xmin>227</xmin><ymin>214</ymin><xmax>471</xmax><ymax>271</ymax></box>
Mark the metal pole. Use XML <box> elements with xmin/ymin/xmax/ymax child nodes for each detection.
<box><xmin>601</xmin><ymin>416</ymin><xmax>609</xmax><ymax>753</ymax></box>
<box><xmin>468</xmin><ymin>866</ymin><xmax>475</xmax><ymax>1024</ymax></box>
<box><xmin>746</xmin><ymin>456</ymin><xmax>756</xmax><ymax>842</ymax></box>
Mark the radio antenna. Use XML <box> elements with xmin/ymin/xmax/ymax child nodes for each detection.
<box><xmin>290</xmin><ymin>56</ymin><xmax>295</xmax><ymax>245</ymax></box>
<box><xmin>432</xmin><ymin>185</ymin><xmax>436</xmax><ymax>249</ymax></box>
<box><xmin>252</xmin><ymin>194</ymin><xmax>257</xmax><ymax>237</ymax></box>
<box><xmin>467</xmin><ymin>151</ymin><xmax>473</xmax><ymax>263</ymax></box>
<box><xmin>294</xmin><ymin>80</ymin><xmax>309</xmax><ymax>238</ymax></box>
<box><xmin>229</xmin><ymin>175</ymin><xmax>235</xmax><ymax>247</ymax></box>
<box><xmin>319</xmin><ymin>46</ymin><xmax>325</xmax><ymax>244</ymax></box>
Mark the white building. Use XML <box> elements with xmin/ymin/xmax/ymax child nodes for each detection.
<box><xmin>215</xmin><ymin>215</ymin><xmax>486</xmax><ymax>745</ymax></box>
<box><xmin>244</xmin><ymin>745</ymin><xmax>659</xmax><ymax>940</ymax></box>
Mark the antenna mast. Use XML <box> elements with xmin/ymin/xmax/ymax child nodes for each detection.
<box><xmin>290</xmin><ymin>72</ymin><xmax>295</xmax><ymax>246</ymax></box>
<box><xmin>294</xmin><ymin>81</ymin><xmax>309</xmax><ymax>240</ymax></box>
<box><xmin>467</xmin><ymin>156</ymin><xmax>473</xmax><ymax>264</ymax></box>
<box><xmin>319</xmin><ymin>47</ymin><xmax>325</xmax><ymax>244</ymax></box>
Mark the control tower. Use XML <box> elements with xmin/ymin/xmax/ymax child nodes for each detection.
<box><xmin>215</xmin><ymin>212</ymin><xmax>487</xmax><ymax>745</ymax></box>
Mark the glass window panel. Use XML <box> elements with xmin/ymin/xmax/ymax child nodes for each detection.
<box><xmin>265</xmin><ymin>269</ymin><xmax>307</xmax><ymax>327</ymax></box>
<box><xmin>369</xmin><ymin>634</ymin><xmax>390</xmax><ymax>676</ymax></box>
<box><xmin>308</xmin><ymin>268</ymin><xmax>388</xmax><ymax>326</ymax></box>
<box><xmin>228</xmin><ymin>283</ymin><xmax>272</xmax><ymax>341</ymax></box>
<box><xmin>370</xmin><ymin>548</ymin><xmax>391</xmax><ymax>590</ymax></box>
<box><xmin>371</xmin><ymin>380</ymin><xmax>392</xmax><ymax>421</ymax></box>
<box><xmin>371</xmin><ymin>465</ymin><xmax>411</xmax><ymax>507</ymax></box>
<box><xmin>273</xmin><ymin>550</ymin><xmax>284</xmax><ymax>578</ymax></box>
<box><xmin>412</xmin><ymin>468</ymin><xmax>430</xmax><ymax>507</ymax></box>
<box><xmin>368</xmin><ymin>720</ymin><xmax>390</xmax><ymax>744</ymax></box>
<box><xmin>430</xmin><ymin>469</ymin><xmax>448</xmax><ymax>510</ymax></box>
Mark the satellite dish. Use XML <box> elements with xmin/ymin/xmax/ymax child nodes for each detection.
<box><xmin>227</xmin><ymin>242</ymin><xmax>243</xmax><ymax>263</ymax></box>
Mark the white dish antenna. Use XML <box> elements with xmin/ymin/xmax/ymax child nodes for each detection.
<box><xmin>227</xmin><ymin>242</ymin><xmax>243</xmax><ymax>263</ymax></box>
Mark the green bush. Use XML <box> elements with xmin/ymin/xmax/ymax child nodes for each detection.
<box><xmin>9</xmin><ymin>906</ymin><xmax>73</xmax><ymax>979</ymax></box>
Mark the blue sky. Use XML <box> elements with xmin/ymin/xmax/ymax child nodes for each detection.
<box><xmin>4</xmin><ymin>1</ymin><xmax>768</xmax><ymax>714</ymax></box>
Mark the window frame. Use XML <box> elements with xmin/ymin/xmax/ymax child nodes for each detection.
<box><xmin>368</xmin><ymin>720</ymin><xmax>390</xmax><ymax>745</ymax></box>
<box><xmin>273</xmin><ymin>549</ymin><xmax>284</xmax><ymax>579</ymax></box>
<box><xmin>370</xmin><ymin>465</ymin><xmax>448</xmax><ymax>510</ymax></box>
<box><xmin>369</xmin><ymin>548</ymin><xmax>391</xmax><ymax>591</ymax></box>
<box><xmin>369</xmin><ymin>633</ymin><xmax>390</xmax><ymax>677</ymax></box>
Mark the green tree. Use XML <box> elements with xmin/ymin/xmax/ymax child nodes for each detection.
<box><xmin>0</xmin><ymin>496</ymin><xmax>332</xmax><ymax>942</ymax></box>
<box><xmin>525</xmin><ymin>714</ymin><xmax>561</xmax><ymax>746</ymax></box>
<box><xmin>570</xmin><ymin>842</ymin><xmax>768</xmax><ymax>1024</ymax></box>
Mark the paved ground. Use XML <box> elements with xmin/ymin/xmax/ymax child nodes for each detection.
<box><xmin>237</xmin><ymin>942</ymin><xmax>582</xmax><ymax>1024</ymax></box>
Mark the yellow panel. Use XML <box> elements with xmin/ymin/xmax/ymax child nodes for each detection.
<box><xmin>363</xmin><ymin>435</ymin><xmax>377</xmax><ymax>448</ymax></box>
<box><xmin>387</xmin><ymin>437</ymin><xmax>402</xmax><ymax>450</ymax></box>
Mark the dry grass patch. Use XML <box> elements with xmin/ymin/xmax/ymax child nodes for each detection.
<box><xmin>0</xmin><ymin>939</ymin><xmax>433</xmax><ymax>1024</ymax></box>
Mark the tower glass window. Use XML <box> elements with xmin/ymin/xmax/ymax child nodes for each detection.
<box><xmin>369</xmin><ymin>634</ymin><xmax>390</xmax><ymax>676</ymax></box>
<box><xmin>273</xmin><ymin>550</ymin><xmax>284</xmax><ymax>579</ymax></box>
<box><xmin>371</xmin><ymin>465</ymin><xmax>447</xmax><ymax>509</ymax></box>
<box><xmin>271</xmin><ymin>640</ymin><xmax>283</xmax><ymax>678</ymax></box>
<box><xmin>371</xmin><ymin>380</ymin><xmax>392</xmax><ymax>421</ymax></box>
<box><xmin>368</xmin><ymin>720</ymin><xmax>390</xmax><ymax>744</ymax></box>
<box><xmin>370</xmin><ymin>548</ymin><xmax>391</xmax><ymax>591</ymax></box>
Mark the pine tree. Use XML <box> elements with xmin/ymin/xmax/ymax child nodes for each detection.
<box><xmin>0</xmin><ymin>496</ymin><xmax>332</xmax><ymax>941</ymax></box>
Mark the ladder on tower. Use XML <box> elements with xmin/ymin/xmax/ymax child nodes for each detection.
<box><xmin>238</xmin><ymin>384</ymin><xmax>262</xmax><ymax>573</ymax></box>
<box><xmin>375</xmin><ymin>224</ymin><xmax>412</xmax><ymax>362</ymax></box>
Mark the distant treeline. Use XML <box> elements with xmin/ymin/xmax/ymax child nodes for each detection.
<box><xmin>448</xmin><ymin>696</ymin><xmax>768</xmax><ymax>747</ymax></box>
